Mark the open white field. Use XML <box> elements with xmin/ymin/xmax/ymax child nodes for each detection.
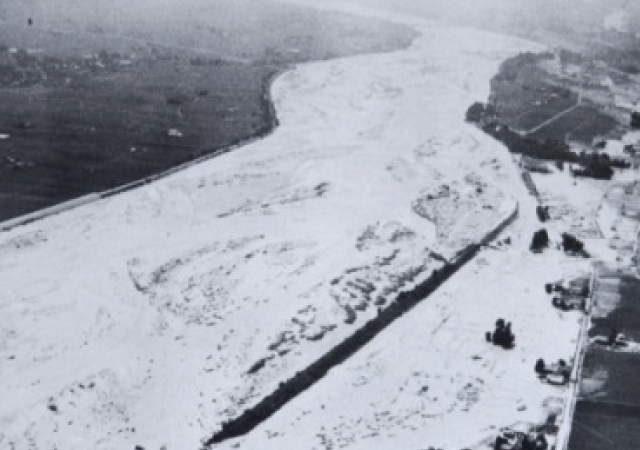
<box><xmin>214</xmin><ymin>185</ymin><xmax>593</xmax><ymax>450</ymax></box>
<box><xmin>0</xmin><ymin>2</ymin><xmax>551</xmax><ymax>450</ymax></box>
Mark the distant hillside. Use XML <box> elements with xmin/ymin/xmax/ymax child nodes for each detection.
<box><xmin>0</xmin><ymin>0</ymin><xmax>416</xmax><ymax>60</ymax></box>
<box><xmin>312</xmin><ymin>0</ymin><xmax>640</xmax><ymax>51</ymax></box>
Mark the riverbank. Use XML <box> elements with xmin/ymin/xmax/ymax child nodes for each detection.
<box><xmin>0</xmin><ymin>0</ymin><xmax>416</xmax><ymax>222</ymax></box>
<box><xmin>0</xmin><ymin>4</ymin><xmax>542</xmax><ymax>449</ymax></box>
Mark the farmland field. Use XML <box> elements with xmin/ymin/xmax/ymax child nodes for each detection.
<box><xmin>588</xmin><ymin>276</ymin><xmax>640</xmax><ymax>341</ymax></box>
<box><xmin>569</xmin><ymin>351</ymin><xmax>640</xmax><ymax>450</ymax></box>
<box><xmin>568</xmin><ymin>402</ymin><xmax>640</xmax><ymax>450</ymax></box>
<box><xmin>568</xmin><ymin>272</ymin><xmax>640</xmax><ymax>450</ymax></box>
<box><xmin>529</xmin><ymin>104</ymin><xmax>619</xmax><ymax>143</ymax></box>
<box><xmin>489</xmin><ymin>50</ymin><xmax>625</xmax><ymax>146</ymax></box>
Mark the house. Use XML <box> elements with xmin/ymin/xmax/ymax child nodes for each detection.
<box><xmin>167</xmin><ymin>128</ymin><xmax>183</xmax><ymax>138</ymax></box>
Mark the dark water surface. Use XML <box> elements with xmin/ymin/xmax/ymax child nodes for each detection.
<box><xmin>0</xmin><ymin>0</ymin><xmax>416</xmax><ymax>222</ymax></box>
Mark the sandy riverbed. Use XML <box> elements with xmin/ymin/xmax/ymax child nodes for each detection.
<box><xmin>0</xmin><ymin>3</ymin><xmax>586</xmax><ymax>450</ymax></box>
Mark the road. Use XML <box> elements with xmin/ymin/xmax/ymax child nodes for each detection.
<box><xmin>526</xmin><ymin>90</ymin><xmax>583</xmax><ymax>136</ymax></box>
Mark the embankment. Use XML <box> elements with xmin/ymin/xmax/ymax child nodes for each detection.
<box><xmin>204</xmin><ymin>204</ymin><xmax>519</xmax><ymax>446</ymax></box>
<box><xmin>0</xmin><ymin>69</ymin><xmax>283</xmax><ymax>233</ymax></box>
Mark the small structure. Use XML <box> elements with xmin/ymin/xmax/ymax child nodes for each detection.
<box><xmin>546</xmin><ymin>278</ymin><xmax>589</xmax><ymax>312</ymax></box>
<box><xmin>535</xmin><ymin>358</ymin><xmax>572</xmax><ymax>385</ymax></box>
<box><xmin>494</xmin><ymin>427</ymin><xmax>548</xmax><ymax>450</ymax></box>
<box><xmin>551</xmin><ymin>296</ymin><xmax>585</xmax><ymax>311</ymax></box>
<box><xmin>167</xmin><ymin>128</ymin><xmax>183</xmax><ymax>138</ymax></box>
<box><xmin>522</xmin><ymin>156</ymin><xmax>551</xmax><ymax>174</ymax></box>
<box><xmin>594</xmin><ymin>328</ymin><xmax>628</xmax><ymax>348</ymax></box>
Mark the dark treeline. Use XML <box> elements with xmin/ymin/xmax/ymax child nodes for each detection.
<box><xmin>466</xmin><ymin>102</ymin><xmax>630</xmax><ymax>180</ymax></box>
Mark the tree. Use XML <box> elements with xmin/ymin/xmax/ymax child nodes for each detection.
<box><xmin>466</xmin><ymin>102</ymin><xmax>486</xmax><ymax>123</ymax></box>
<box><xmin>530</xmin><ymin>229</ymin><xmax>549</xmax><ymax>253</ymax></box>
<box><xmin>585</xmin><ymin>160</ymin><xmax>614</xmax><ymax>180</ymax></box>
<box><xmin>572</xmin><ymin>160</ymin><xmax>614</xmax><ymax>180</ymax></box>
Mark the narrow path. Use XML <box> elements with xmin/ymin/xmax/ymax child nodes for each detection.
<box><xmin>525</xmin><ymin>91</ymin><xmax>582</xmax><ymax>136</ymax></box>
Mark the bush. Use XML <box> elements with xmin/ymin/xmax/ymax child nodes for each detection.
<box><xmin>610</xmin><ymin>158</ymin><xmax>631</xmax><ymax>169</ymax></box>
<box><xmin>572</xmin><ymin>160</ymin><xmax>614</xmax><ymax>180</ymax></box>
<box><xmin>530</xmin><ymin>229</ymin><xmax>549</xmax><ymax>253</ymax></box>
<box><xmin>561</xmin><ymin>233</ymin><xmax>584</xmax><ymax>254</ymax></box>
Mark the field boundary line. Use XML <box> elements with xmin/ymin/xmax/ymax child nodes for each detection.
<box><xmin>525</xmin><ymin>91</ymin><xmax>582</xmax><ymax>136</ymax></box>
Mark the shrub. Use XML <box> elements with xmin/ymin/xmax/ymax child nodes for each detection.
<box><xmin>572</xmin><ymin>160</ymin><xmax>614</xmax><ymax>180</ymax></box>
<box><xmin>530</xmin><ymin>229</ymin><xmax>549</xmax><ymax>253</ymax></box>
<box><xmin>561</xmin><ymin>233</ymin><xmax>584</xmax><ymax>254</ymax></box>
